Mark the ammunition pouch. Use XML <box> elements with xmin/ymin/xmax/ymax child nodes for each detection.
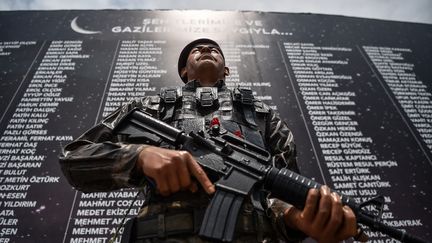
<box><xmin>123</xmin><ymin>205</ymin><xmax>273</xmax><ymax>242</ymax></box>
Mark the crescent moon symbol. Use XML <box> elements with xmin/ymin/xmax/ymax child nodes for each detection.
<box><xmin>71</xmin><ymin>17</ymin><xmax>102</xmax><ymax>34</ymax></box>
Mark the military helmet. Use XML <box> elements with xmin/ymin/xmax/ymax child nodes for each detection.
<box><xmin>178</xmin><ymin>38</ymin><xmax>225</xmax><ymax>83</ymax></box>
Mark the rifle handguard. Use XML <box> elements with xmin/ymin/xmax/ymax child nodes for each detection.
<box><xmin>264</xmin><ymin>167</ymin><xmax>427</xmax><ymax>243</ymax></box>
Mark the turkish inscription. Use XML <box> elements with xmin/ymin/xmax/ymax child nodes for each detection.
<box><xmin>0</xmin><ymin>9</ymin><xmax>430</xmax><ymax>243</ymax></box>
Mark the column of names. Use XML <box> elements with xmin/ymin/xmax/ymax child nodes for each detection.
<box><xmin>0</xmin><ymin>40</ymin><xmax>89</xmax><ymax>241</ymax></box>
<box><xmin>363</xmin><ymin>46</ymin><xmax>432</xmax><ymax>151</ymax></box>
<box><xmin>284</xmin><ymin>42</ymin><xmax>423</xmax><ymax>238</ymax></box>
<box><xmin>102</xmin><ymin>40</ymin><xmax>164</xmax><ymax>117</ymax></box>
<box><xmin>70</xmin><ymin>39</ymin><xmax>167</xmax><ymax>243</ymax></box>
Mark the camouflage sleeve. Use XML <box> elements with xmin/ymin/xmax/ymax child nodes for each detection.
<box><xmin>266</xmin><ymin>109</ymin><xmax>298</xmax><ymax>172</ymax></box>
<box><xmin>265</xmin><ymin>108</ymin><xmax>307</xmax><ymax>242</ymax></box>
<box><xmin>59</xmin><ymin>98</ymin><xmax>156</xmax><ymax>192</ymax></box>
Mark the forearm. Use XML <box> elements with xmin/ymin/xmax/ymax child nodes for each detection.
<box><xmin>59</xmin><ymin>98</ymin><xmax>155</xmax><ymax>192</ymax></box>
<box><xmin>60</xmin><ymin>140</ymin><xmax>147</xmax><ymax>192</ymax></box>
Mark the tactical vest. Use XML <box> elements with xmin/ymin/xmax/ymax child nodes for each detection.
<box><xmin>123</xmin><ymin>81</ymin><xmax>276</xmax><ymax>242</ymax></box>
<box><xmin>145</xmin><ymin>82</ymin><xmax>271</xmax><ymax>150</ymax></box>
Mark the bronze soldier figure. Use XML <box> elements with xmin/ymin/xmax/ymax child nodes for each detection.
<box><xmin>60</xmin><ymin>38</ymin><xmax>358</xmax><ymax>242</ymax></box>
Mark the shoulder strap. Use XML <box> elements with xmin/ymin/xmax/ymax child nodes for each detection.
<box><xmin>159</xmin><ymin>87</ymin><xmax>182</xmax><ymax>122</ymax></box>
<box><xmin>232</xmin><ymin>87</ymin><xmax>272</xmax><ymax>149</ymax></box>
<box><xmin>233</xmin><ymin>87</ymin><xmax>257</xmax><ymax>127</ymax></box>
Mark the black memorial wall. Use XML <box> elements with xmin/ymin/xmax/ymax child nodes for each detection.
<box><xmin>0</xmin><ymin>10</ymin><xmax>431</xmax><ymax>242</ymax></box>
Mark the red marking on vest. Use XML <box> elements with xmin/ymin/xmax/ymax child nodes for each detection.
<box><xmin>233</xmin><ymin>130</ymin><xmax>243</xmax><ymax>138</ymax></box>
<box><xmin>210</xmin><ymin>117</ymin><xmax>220</xmax><ymax>127</ymax></box>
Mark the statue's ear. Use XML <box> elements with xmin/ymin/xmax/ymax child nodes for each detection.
<box><xmin>181</xmin><ymin>67</ymin><xmax>187</xmax><ymax>79</ymax></box>
<box><xmin>224</xmin><ymin>67</ymin><xmax>230</xmax><ymax>76</ymax></box>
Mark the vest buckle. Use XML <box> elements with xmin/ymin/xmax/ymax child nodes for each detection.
<box><xmin>236</xmin><ymin>88</ymin><xmax>254</xmax><ymax>105</ymax></box>
<box><xmin>161</xmin><ymin>87</ymin><xmax>181</xmax><ymax>104</ymax></box>
<box><xmin>196</xmin><ymin>87</ymin><xmax>218</xmax><ymax>108</ymax></box>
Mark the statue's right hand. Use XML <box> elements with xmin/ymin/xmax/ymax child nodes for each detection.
<box><xmin>136</xmin><ymin>146</ymin><xmax>215</xmax><ymax>196</ymax></box>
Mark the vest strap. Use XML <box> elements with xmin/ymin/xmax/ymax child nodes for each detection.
<box><xmin>234</xmin><ymin>88</ymin><xmax>257</xmax><ymax>127</ymax></box>
<box><xmin>160</xmin><ymin>87</ymin><xmax>182</xmax><ymax>121</ymax></box>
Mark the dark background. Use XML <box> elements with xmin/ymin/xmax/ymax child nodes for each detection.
<box><xmin>0</xmin><ymin>10</ymin><xmax>431</xmax><ymax>242</ymax></box>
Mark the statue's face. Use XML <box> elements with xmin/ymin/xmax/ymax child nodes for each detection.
<box><xmin>181</xmin><ymin>43</ymin><xmax>229</xmax><ymax>86</ymax></box>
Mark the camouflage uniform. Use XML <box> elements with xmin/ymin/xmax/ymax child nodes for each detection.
<box><xmin>60</xmin><ymin>80</ymin><xmax>305</xmax><ymax>242</ymax></box>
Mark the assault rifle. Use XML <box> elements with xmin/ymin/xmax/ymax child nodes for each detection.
<box><xmin>113</xmin><ymin>108</ymin><xmax>427</xmax><ymax>243</ymax></box>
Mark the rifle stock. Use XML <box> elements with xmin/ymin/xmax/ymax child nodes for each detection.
<box><xmin>113</xmin><ymin>108</ymin><xmax>427</xmax><ymax>243</ymax></box>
